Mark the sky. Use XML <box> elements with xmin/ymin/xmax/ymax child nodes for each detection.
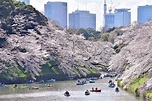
<box><xmin>30</xmin><ymin>0</ymin><xmax>152</xmax><ymax>30</ymax></box>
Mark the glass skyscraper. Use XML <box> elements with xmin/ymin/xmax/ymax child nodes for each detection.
<box><xmin>44</xmin><ymin>2</ymin><xmax>67</xmax><ymax>28</ymax></box>
<box><xmin>105</xmin><ymin>9</ymin><xmax>131</xmax><ymax>28</ymax></box>
<box><xmin>69</xmin><ymin>10</ymin><xmax>96</xmax><ymax>30</ymax></box>
<box><xmin>114</xmin><ymin>9</ymin><xmax>131</xmax><ymax>27</ymax></box>
<box><xmin>105</xmin><ymin>13</ymin><xmax>115</xmax><ymax>28</ymax></box>
<box><xmin>138</xmin><ymin>5</ymin><xmax>152</xmax><ymax>24</ymax></box>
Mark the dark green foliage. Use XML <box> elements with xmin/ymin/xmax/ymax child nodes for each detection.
<box><xmin>106</xmin><ymin>27</ymin><xmax>116</xmax><ymax>33</ymax></box>
<box><xmin>86</xmin><ymin>28</ymin><xmax>101</xmax><ymax>39</ymax></box>
<box><xmin>0</xmin><ymin>38</ymin><xmax>7</xmax><ymax>48</ymax></box>
<box><xmin>75</xmin><ymin>28</ymin><xmax>101</xmax><ymax>40</ymax></box>
<box><xmin>75</xmin><ymin>28</ymin><xmax>89</xmax><ymax>40</ymax></box>
<box><xmin>1</xmin><ymin>23</ymin><xmax>14</xmax><ymax>34</ymax></box>
<box><xmin>0</xmin><ymin>5</ymin><xmax>9</xmax><ymax>19</ymax></box>
<box><xmin>0</xmin><ymin>0</ymin><xmax>47</xmax><ymax>34</ymax></box>
<box><xmin>0</xmin><ymin>0</ymin><xmax>15</xmax><ymax>19</ymax></box>
<box><xmin>11</xmin><ymin>5</ymin><xmax>48</xmax><ymax>26</ymax></box>
<box><xmin>13</xmin><ymin>0</ymin><xmax>25</xmax><ymax>9</ymax></box>
<box><xmin>76</xmin><ymin>28</ymin><xmax>87</xmax><ymax>35</ymax></box>
<box><xmin>41</xmin><ymin>60</ymin><xmax>63</xmax><ymax>75</ymax></box>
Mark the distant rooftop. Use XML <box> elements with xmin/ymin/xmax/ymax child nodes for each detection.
<box><xmin>71</xmin><ymin>10</ymin><xmax>96</xmax><ymax>15</ymax></box>
<box><xmin>138</xmin><ymin>5</ymin><xmax>152</xmax><ymax>7</ymax></box>
<box><xmin>115</xmin><ymin>8</ymin><xmax>131</xmax><ymax>12</ymax></box>
<box><xmin>74</xmin><ymin>10</ymin><xmax>90</xmax><ymax>13</ymax></box>
<box><xmin>46</xmin><ymin>1</ymin><xmax>67</xmax><ymax>4</ymax></box>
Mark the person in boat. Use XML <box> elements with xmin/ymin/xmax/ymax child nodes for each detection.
<box><xmin>108</xmin><ymin>80</ymin><xmax>112</xmax><ymax>83</ymax></box>
<box><xmin>92</xmin><ymin>87</ymin><xmax>94</xmax><ymax>90</ymax></box>
<box><xmin>85</xmin><ymin>90</ymin><xmax>89</xmax><ymax>93</ymax></box>
<box><xmin>64</xmin><ymin>91</ymin><xmax>70</xmax><ymax>97</ymax></box>
<box><xmin>95</xmin><ymin>87</ymin><xmax>98</xmax><ymax>90</ymax></box>
<box><xmin>13</xmin><ymin>84</ymin><xmax>17</xmax><ymax>88</ymax></box>
<box><xmin>115</xmin><ymin>87</ymin><xmax>119</xmax><ymax>92</ymax></box>
<box><xmin>65</xmin><ymin>91</ymin><xmax>70</xmax><ymax>95</ymax></box>
<box><xmin>85</xmin><ymin>90</ymin><xmax>90</xmax><ymax>95</ymax></box>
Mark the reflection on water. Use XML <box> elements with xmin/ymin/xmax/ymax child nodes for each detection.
<box><xmin>0</xmin><ymin>78</ymin><xmax>143</xmax><ymax>101</ymax></box>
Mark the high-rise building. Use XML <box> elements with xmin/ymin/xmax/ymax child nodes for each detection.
<box><xmin>69</xmin><ymin>10</ymin><xmax>96</xmax><ymax>30</ymax></box>
<box><xmin>105</xmin><ymin>9</ymin><xmax>131</xmax><ymax>28</ymax></box>
<box><xmin>114</xmin><ymin>9</ymin><xmax>131</xmax><ymax>27</ymax></box>
<box><xmin>104</xmin><ymin>1</ymin><xmax>131</xmax><ymax>28</ymax></box>
<box><xmin>105</xmin><ymin>13</ymin><xmax>115</xmax><ymax>28</ymax></box>
<box><xmin>138</xmin><ymin>5</ymin><xmax>152</xmax><ymax>24</ymax></box>
<box><xmin>17</xmin><ymin>0</ymin><xmax>30</xmax><ymax>5</ymax></box>
<box><xmin>44</xmin><ymin>2</ymin><xmax>67</xmax><ymax>28</ymax></box>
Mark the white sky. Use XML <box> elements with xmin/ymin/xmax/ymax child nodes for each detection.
<box><xmin>30</xmin><ymin>0</ymin><xmax>152</xmax><ymax>30</ymax></box>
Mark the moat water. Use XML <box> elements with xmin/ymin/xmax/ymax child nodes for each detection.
<box><xmin>0</xmin><ymin>78</ymin><xmax>143</xmax><ymax>101</ymax></box>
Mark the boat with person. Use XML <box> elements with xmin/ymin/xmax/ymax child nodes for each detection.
<box><xmin>108</xmin><ymin>80</ymin><xmax>112</xmax><ymax>84</ymax></box>
<box><xmin>47</xmin><ymin>84</ymin><xmax>52</xmax><ymax>87</ymax></box>
<box><xmin>85</xmin><ymin>90</ymin><xmax>90</xmax><ymax>95</ymax></box>
<box><xmin>0</xmin><ymin>82</ymin><xmax>6</xmax><ymax>87</ymax></box>
<box><xmin>64</xmin><ymin>91</ymin><xmax>70</xmax><ymax>97</ymax></box>
<box><xmin>76</xmin><ymin>80</ymin><xmax>86</xmax><ymax>85</ymax></box>
<box><xmin>47</xmin><ymin>79</ymin><xmax>56</xmax><ymax>82</ymax></box>
<box><xmin>108</xmin><ymin>82</ymin><xmax>115</xmax><ymax>88</ymax></box>
<box><xmin>13</xmin><ymin>84</ymin><xmax>17</xmax><ymax>88</ymax></box>
<box><xmin>90</xmin><ymin>88</ymin><xmax>101</xmax><ymax>92</ymax></box>
<box><xmin>115</xmin><ymin>87</ymin><xmax>119</xmax><ymax>92</ymax></box>
<box><xmin>89</xmin><ymin>80</ymin><xmax>95</xmax><ymax>83</ymax></box>
<box><xmin>76</xmin><ymin>81</ymin><xmax>84</xmax><ymax>85</ymax></box>
<box><xmin>27</xmin><ymin>80</ymin><xmax>34</xmax><ymax>84</ymax></box>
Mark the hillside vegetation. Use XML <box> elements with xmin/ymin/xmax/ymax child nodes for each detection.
<box><xmin>108</xmin><ymin>21</ymin><xmax>152</xmax><ymax>100</ymax></box>
<box><xmin>0</xmin><ymin>0</ymin><xmax>113</xmax><ymax>80</ymax></box>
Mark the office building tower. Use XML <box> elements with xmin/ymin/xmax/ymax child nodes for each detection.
<box><xmin>138</xmin><ymin>5</ymin><xmax>152</xmax><ymax>24</ymax></box>
<box><xmin>44</xmin><ymin>2</ymin><xmax>67</xmax><ymax>28</ymax></box>
<box><xmin>105</xmin><ymin>13</ymin><xmax>115</xmax><ymax>28</ymax></box>
<box><xmin>17</xmin><ymin>0</ymin><xmax>30</xmax><ymax>5</ymax></box>
<box><xmin>104</xmin><ymin>1</ymin><xmax>131</xmax><ymax>28</ymax></box>
<box><xmin>114</xmin><ymin>9</ymin><xmax>131</xmax><ymax>27</ymax></box>
<box><xmin>105</xmin><ymin>9</ymin><xmax>131</xmax><ymax>28</ymax></box>
<box><xmin>69</xmin><ymin>10</ymin><xmax>96</xmax><ymax>30</ymax></box>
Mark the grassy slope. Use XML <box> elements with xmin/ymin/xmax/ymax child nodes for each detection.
<box><xmin>118</xmin><ymin>77</ymin><xmax>152</xmax><ymax>100</ymax></box>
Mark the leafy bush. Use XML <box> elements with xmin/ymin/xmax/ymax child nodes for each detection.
<box><xmin>101</xmin><ymin>33</ymin><xmax>109</xmax><ymax>41</ymax></box>
<box><xmin>13</xmin><ymin>0</ymin><xmax>25</xmax><ymax>9</ymax></box>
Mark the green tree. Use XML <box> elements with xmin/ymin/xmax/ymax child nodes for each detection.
<box><xmin>86</xmin><ymin>28</ymin><xmax>101</xmax><ymax>40</ymax></box>
<box><xmin>13</xmin><ymin>0</ymin><xmax>25</xmax><ymax>9</ymax></box>
<box><xmin>101</xmin><ymin>33</ymin><xmax>109</xmax><ymax>41</ymax></box>
<box><xmin>75</xmin><ymin>28</ymin><xmax>101</xmax><ymax>40</ymax></box>
<box><xmin>0</xmin><ymin>0</ymin><xmax>25</xmax><ymax>19</ymax></box>
<box><xmin>0</xmin><ymin>0</ymin><xmax>15</xmax><ymax>19</ymax></box>
<box><xmin>75</xmin><ymin>28</ymin><xmax>90</xmax><ymax>40</ymax></box>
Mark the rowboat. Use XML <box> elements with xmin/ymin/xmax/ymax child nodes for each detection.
<box><xmin>64</xmin><ymin>91</ymin><xmax>70</xmax><ymax>97</ymax></box>
<box><xmin>85</xmin><ymin>90</ymin><xmax>90</xmax><ymax>95</ymax></box>
<box><xmin>90</xmin><ymin>89</ymin><xmax>101</xmax><ymax>92</ymax></box>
